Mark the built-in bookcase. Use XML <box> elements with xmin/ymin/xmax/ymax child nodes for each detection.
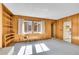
<box><xmin>2</xmin><ymin>4</ymin><xmax>14</xmax><ymax>47</ymax></box>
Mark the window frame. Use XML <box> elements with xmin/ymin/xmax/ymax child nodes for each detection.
<box><xmin>33</xmin><ymin>21</ymin><xmax>43</xmax><ymax>33</ymax></box>
<box><xmin>22</xmin><ymin>21</ymin><xmax>32</xmax><ymax>34</ymax></box>
<box><xmin>22</xmin><ymin>20</ymin><xmax>45</xmax><ymax>34</ymax></box>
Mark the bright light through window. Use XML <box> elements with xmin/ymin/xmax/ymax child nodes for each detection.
<box><xmin>22</xmin><ymin>20</ymin><xmax>45</xmax><ymax>34</ymax></box>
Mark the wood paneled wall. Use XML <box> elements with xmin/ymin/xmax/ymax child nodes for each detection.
<box><xmin>72</xmin><ymin>14</ymin><xmax>79</xmax><ymax>45</ymax></box>
<box><xmin>12</xmin><ymin>15</ymin><xmax>55</xmax><ymax>42</ymax></box>
<box><xmin>0</xmin><ymin>4</ymin><xmax>2</xmax><ymax>48</ymax></box>
<box><xmin>55</xmin><ymin>14</ymin><xmax>79</xmax><ymax>45</ymax></box>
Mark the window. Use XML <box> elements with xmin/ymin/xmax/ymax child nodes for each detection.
<box><xmin>34</xmin><ymin>22</ymin><xmax>38</xmax><ymax>32</ymax></box>
<box><xmin>23</xmin><ymin>21</ymin><xmax>32</xmax><ymax>34</ymax></box>
<box><xmin>33</xmin><ymin>21</ymin><xmax>43</xmax><ymax>33</ymax></box>
<box><xmin>21</xmin><ymin>20</ymin><xmax>45</xmax><ymax>34</ymax></box>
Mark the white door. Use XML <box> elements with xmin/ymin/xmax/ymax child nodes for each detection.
<box><xmin>63</xmin><ymin>21</ymin><xmax>71</xmax><ymax>43</ymax></box>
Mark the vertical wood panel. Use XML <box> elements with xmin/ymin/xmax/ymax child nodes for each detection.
<box><xmin>55</xmin><ymin>19</ymin><xmax>63</xmax><ymax>40</ymax></box>
<box><xmin>72</xmin><ymin>14</ymin><xmax>79</xmax><ymax>45</ymax></box>
<box><xmin>55</xmin><ymin>14</ymin><xmax>79</xmax><ymax>45</ymax></box>
<box><xmin>13</xmin><ymin>15</ymin><xmax>53</xmax><ymax>42</ymax></box>
<box><xmin>78</xmin><ymin>14</ymin><xmax>79</xmax><ymax>36</ymax></box>
<box><xmin>0</xmin><ymin>4</ymin><xmax>2</xmax><ymax>48</ymax></box>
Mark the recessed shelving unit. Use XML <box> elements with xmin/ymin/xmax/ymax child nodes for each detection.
<box><xmin>2</xmin><ymin>4</ymin><xmax>14</xmax><ymax>47</ymax></box>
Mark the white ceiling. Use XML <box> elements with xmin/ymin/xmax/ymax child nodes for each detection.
<box><xmin>4</xmin><ymin>3</ymin><xmax>79</xmax><ymax>20</ymax></box>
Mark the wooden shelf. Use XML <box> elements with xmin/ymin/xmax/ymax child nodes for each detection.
<box><xmin>6</xmin><ymin>33</ymin><xmax>14</xmax><ymax>37</ymax></box>
<box><xmin>3</xmin><ymin>17</ymin><xmax>12</xmax><ymax>23</ymax></box>
<box><xmin>6</xmin><ymin>37</ymin><xmax>14</xmax><ymax>41</ymax></box>
<box><xmin>3</xmin><ymin>11</ymin><xmax>12</xmax><ymax>20</ymax></box>
<box><xmin>3</xmin><ymin>9</ymin><xmax>14</xmax><ymax>47</ymax></box>
<box><xmin>4</xmin><ymin>33</ymin><xmax>14</xmax><ymax>47</ymax></box>
<box><xmin>6</xmin><ymin>39</ymin><xmax>13</xmax><ymax>47</ymax></box>
<box><xmin>3</xmin><ymin>25</ymin><xmax>13</xmax><ymax>28</ymax></box>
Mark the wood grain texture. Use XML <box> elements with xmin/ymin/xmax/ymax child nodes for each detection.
<box><xmin>0</xmin><ymin>4</ymin><xmax>2</xmax><ymax>48</ymax></box>
<box><xmin>2</xmin><ymin>4</ymin><xmax>14</xmax><ymax>47</ymax></box>
<box><xmin>72</xmin><ymin>14</ymin><xmax>79</xmax><ymax>45</ymax></box>
<box><xmin>12</xmin><ymin>15</ymin><xmax>55</xmax><ymax>42</ymax></box>
<box><xmin>55</xmin><ymin>19</ymin><xmax>63</xmax><ymax>40</ymax></box>
<box><xmin>55</xmin><ymin>14</ymin><xmax>79</xmax><ymax>45</ymax></box>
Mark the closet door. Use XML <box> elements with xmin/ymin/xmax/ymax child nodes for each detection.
<box><xmin>56</xmin><ymin>20</ymin><xmax>63</xmax><ymax>40</ymax></box>
<box><xmin>58</xmin><ymin>20</ymin><xmax>63</xmax><ymax>40</ymax></box>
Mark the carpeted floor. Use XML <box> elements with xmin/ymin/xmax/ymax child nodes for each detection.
<box><xmin>0</xmin><ymin>38</ymin><xmax>79</xmax><ymax>55</ymax></box>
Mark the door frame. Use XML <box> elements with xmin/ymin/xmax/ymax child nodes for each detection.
<box><xmin>63</xmin><ymin>20</ymin><xmax>72</xmax><ymax>43</ymax></box>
